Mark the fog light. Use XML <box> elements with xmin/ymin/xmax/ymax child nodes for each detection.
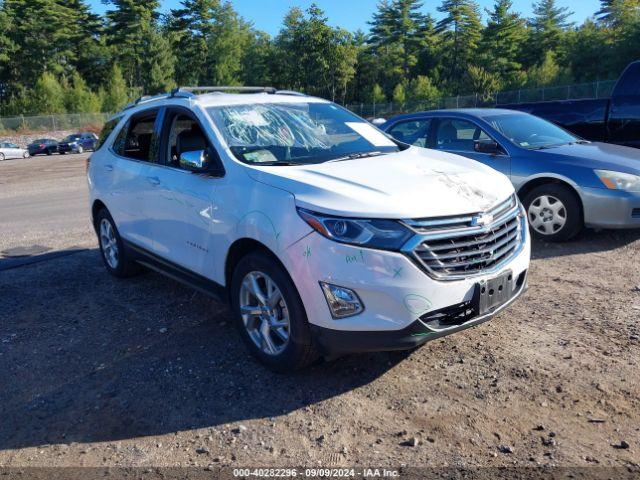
<box><xmin>320</xmin><ymin>282</ymin><xmax>364</xmax><ymax>319</ymax></box>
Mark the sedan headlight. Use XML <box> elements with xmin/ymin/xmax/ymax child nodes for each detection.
<box><xmin>297</xmin><ymin>208</ymin><xmax>413</xmax><ymax>250</ymax></box>
<box><xmin>595</xmin><ymin>170</ymin><xmax>640</xmax><ymax>192</ymax></box>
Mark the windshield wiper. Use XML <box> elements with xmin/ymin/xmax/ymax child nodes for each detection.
<box><xmin>325</xmin><ymin>151</ymin><xmax>387</xmax><ymax>163</ymax></box>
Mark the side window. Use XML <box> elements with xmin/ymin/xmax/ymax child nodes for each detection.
<box><xmin>113</xmin><ymin>111</ymin><xmax>159</xmax><ymax>162</ymax></box>
<box><xmin>435</xmin><ymin>119</ymin><xmax>491</xmax><ymax>153</ymax></box>
<box><xmin>166</xmin><ymin>113</ymin><xmax>210</xmax><ymax>169</ymax></box>
<box><xmin>97</xmin><ymin>117</ymin><xmax>121</xmax><ymax>150</ymax></box>
<box><xmin>388</xmin><ymin>119</ymin><xmax>431</xmax><ymax>147</ymax></box>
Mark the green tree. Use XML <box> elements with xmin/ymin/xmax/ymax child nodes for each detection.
<box><xmin>102</xmin><ymin>64</ymin><xmax>130</xmax><ymax>112</ymax></box>
<box><xmin>142</xmin><ymin>29</ymin><xmax>176</xmax><ymax>94</ymax></box>
<box><xmin>407</xmin><ymin>75</ymin><xmax>440</xmax><ymax>103</ymax></box>
<box><xmin>369</xmin><ymin>83</ymin><xmax>387</xmax><ymax>104</ymax></box>
<box><xmin>105</xmin><ymin>0</ymin><xmax>172</xmax><ymax>93</ymax></box>
<box><xmin>525</xmin><ymin>0</ymin><xmax>573</xmax><ymax>66</ymax></box>
<box><xmin>467</xmin><ymin>65</ymin><xmax>501</xmax><ymax>100</ymax></box>
<box><xmin>436</xmin><ymin>0</ymin><xmax>483</xmax><ymax>94</ymax></box>
<box><xmin>32</xmin><ymin>72</ymin><xmax>66</xmax><ymax>114</ymax></box>
<box><xmin>526</xmin><ymin>50</ymin><xmax>571</xmax><ymax>86</ymax></box>
<box><xmin>597</xmin><ymin>0</ymin><xmax>640</xmax><ymax>27</ymax></box>
<box><xmin>65</xmin><ymin>72</ymin><xmax>101</xmax><ymax>113</ymax></box>
<box><xmin>392</xmin><ymin>82</ymin><xmax>406</xmax><ymax>106</ymax></box>
<box><xmin>479</xmin><ymin>0</ymin><xmax>527</xmax><ymax>87</ymax></box>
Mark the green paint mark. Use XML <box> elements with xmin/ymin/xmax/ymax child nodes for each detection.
<box><xmin>393</xmin><ymin>267</ymin><xmax>403</xmax><ymax>278</ymax></box>
<box><xmin>346</xmin><ymin>250</ymin><xmax>366</xmax><ymax>265</ymax></box>
<box><xmin>303</xmin><ymin>245</ymin><xmax>311</xmax><ymax>258</ymax></box>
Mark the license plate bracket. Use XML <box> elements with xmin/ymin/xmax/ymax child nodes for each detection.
<box><xmin>476</xmin><ymin>271</ymin><xmax>514</xmax><ymax>316</ymax></box>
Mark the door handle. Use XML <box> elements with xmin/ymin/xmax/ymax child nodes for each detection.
<box><xmin>104</xmin><ymin>164</ymin><xmax>114</xmax><ymax>172</ymax></box>
<box><xmin>147</xmin><ymin>176</ymin><xmax>161</xmax><ymax>186</ymax></box>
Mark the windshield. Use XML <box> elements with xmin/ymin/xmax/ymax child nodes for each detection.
<box><xmin>64</xmin><ymin>135</ymin><xmax>81</xmax><ymax>142</ymax></box>
<box><xmin>206</xmin><ymin>102</ymin><xmax>399</xmax><ymax>165</ymax></box>
<box><xmin>485</xmin><ymin>113</ymin><xmax>578</xmax><ymax>150</ymax></box>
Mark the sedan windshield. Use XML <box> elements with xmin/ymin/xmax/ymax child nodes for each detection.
<box><xmin>207</xmin><ymin>102</ymin><xmax>399</xmax><ymax>165</ymax></box>
<box><xmin>64</xmin><ymin>135</ymin><xmax>81</xmax><ymax>142</ymax></box>
<box><xmin>485</xmin><ymin>113</ymin><xmax>579</xmax><ymax>150</ymax></box>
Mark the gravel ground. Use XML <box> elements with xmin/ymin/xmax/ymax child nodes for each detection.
<box><xmin>1</xmin><ymin>154</ymin><xmax>639</xmax><ymax>470</ymax></box>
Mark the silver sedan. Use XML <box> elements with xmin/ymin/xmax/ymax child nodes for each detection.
<box><xmin>0</xmin><ymin>142</ymin><xmax>29</xmax><ymax>161</ymax></box>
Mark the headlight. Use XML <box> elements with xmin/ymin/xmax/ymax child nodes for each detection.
<box><xmin>297</xmin><ymin>208</ymin><xmax>413</xmax><ymax>250</ymax></box>
<box><xmin>595</xmin><ymin>170</ymin><xmax>640</xmax><ymax>192</ymax></box>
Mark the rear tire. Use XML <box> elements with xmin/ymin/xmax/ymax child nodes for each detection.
<box><xmin>523</xmin><ymin>184</ymin><xmax>583</xmax><ymax>242</ymax></box>
<box><xmin>77</xmin><ymin>146</ymin><xmax>84</xmax><ymax>154</ymax></box>
<box><xmin>96</xmin><ymin>209</ymin><xmax>141</xmax><ymax>278</ymax></box>
<box><xmin>230</xmin><ymin>251</ymin><xmax>319</xmax><ymax>372</ymax></box>
<box><xmin>0</xmin><ymin>153</ymin><xmax>4</xmax><ymax>161</ymax></box>
<box><xmin>23</xmin><ymin>151</ymin><xmax>29</xmax><ymax>158</ymax></box>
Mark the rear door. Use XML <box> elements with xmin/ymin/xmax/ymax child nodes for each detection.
<box><xmin>432</xmin><ymin>117</ymin><xmax>511</xmax><ymax>177</ymax></box>
<box><xmin>144</xmin><ymin>106</ymin><xmax>224</xmax><ymax>276</ymax></box>
<box><xmin>107</xmin><ymin>108</ymin><xmax>163</xmax><ymax>251</ymax></box>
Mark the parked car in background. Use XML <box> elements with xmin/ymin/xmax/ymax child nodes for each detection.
<box><xmin>0</xmin><ymin>142</ymin><xmax>29</xmax><ymax>161</ymax></box>
<box><xmin>382</xmin><ymin>109</ymin><xmax>640</xmax><ymax>242</ymax></box>
<box><xmin>500</xmin><ymin>61</ymin><xmax>640</xmax><ymax>148</ymax></box>
<box><xmin>88</xmin><ymin>87</ymin><xmax>530</xmax><ymax>371</ymax></box>
<box><xmin>27</xmin><ymin>139</ymin><xmax>59</xmax><ymax>156</ymax></box>
<box><xmin>58</xmin><ymin>132</ymin><xmax>99</xmax><ymax>154</ymax></box>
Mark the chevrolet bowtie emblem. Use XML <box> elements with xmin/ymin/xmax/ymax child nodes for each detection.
<box><xmin>471</xmin><ymin>213</ymin><xmax>493</xmax><ymax>227</ymax></box>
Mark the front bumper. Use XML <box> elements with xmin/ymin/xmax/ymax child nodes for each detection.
<box><xmin>283</xmin><ymin>225</ymin><xmax>531</xmax><ymax>345</ymax></box>
<box><xmin>58</xmin><ymin>144</ymin><xmax>78</xmax><ymax>153</ymax></box>
<box><xmin>311</xmin><ymin>270</ymin><xmax>528</xmax><ymax>354</ymax></box>
<box><xmin>581</xmin><ymin>187</ymin><xmax>640</xmax><ymax>229</ymax></box>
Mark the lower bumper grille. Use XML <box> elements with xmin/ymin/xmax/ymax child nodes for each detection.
<box><xmin>403</xmin><ymin>195</ymin><xmax>525</xmax><ymax>280</ymax></box>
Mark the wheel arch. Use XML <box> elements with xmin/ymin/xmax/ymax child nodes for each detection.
<box><xmin>91</xmin><ymin>199</ymin><xmax>108</xmax><ymax>232</ymax></box>
<box><xmin>224</xmin><ymin>237</ymin><xmax>312</xmax><ymax>344</ymax></box>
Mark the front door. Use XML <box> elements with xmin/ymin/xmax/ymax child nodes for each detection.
<box><xmin>145</xmin><ymin>108</ymin><xmax>223</xmax><ymax>277</ymax></box>
<box><xmin>432</xmin><ymin>118</ymin><xmax>511</xmax><ymax>178</ymax></box>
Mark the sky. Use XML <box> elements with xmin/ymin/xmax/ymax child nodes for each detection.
<box><xmin>87</xmin><ymin>0</ymin><xmax>603</xmax><ymax>35</ymax></box>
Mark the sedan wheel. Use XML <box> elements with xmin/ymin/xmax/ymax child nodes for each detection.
<box><xmin>0</xmin><ymin>153</ymin><xmax>4</xmax><ymax>161</ymax></box>
<box><xmin>23</xmin><ymin>151</ymin><xmax>29</xmax><ymax>158</ymax></box>
<box><xmin>99</xmin><ymin>218</ymin><xmax>119</xmax><ymax>269</ymax></box>
<box><xmin>239</xmin><ymin>271</ymin><xmax>290</xmax><ymax>356</ymax></box>
<box><xmin>528</xmin><ymin>194</ymin><xmax>567</xmax><ymax>236</ymax></box>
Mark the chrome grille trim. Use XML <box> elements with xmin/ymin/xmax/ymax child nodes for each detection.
<box><xmin>401</xmin><ymin>195</ymin><xmax>526</xmax><ymax>281</ymax></box>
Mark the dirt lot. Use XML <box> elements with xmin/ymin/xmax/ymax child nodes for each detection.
<box><xmin>1</xmin><ymin>154</ymin><xmax>639</xmax><ymax>471</ymax></box>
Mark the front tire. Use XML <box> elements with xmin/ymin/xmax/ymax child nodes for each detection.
<box><xmin>230</xmin><ymin>251</ymin><xmax>318</xmax><ymax>372</ymax></box>
<box><xmin>96</xmin><ymin>209</ymin><xmax>141</xmax><ymax>278</ymax></box>
<box><xmin>23</xmin><ymin>151</ymin><xmax>29</xmax><ymax>158</ymax></box>
<box><xmin>77</xmin><ymin>146</ymin><xmax>84</xmax><ymax>154</ymax></box>
<box><xmin>0</xmin><ymin>153</ymin><xmax>4</xmax><ymax>161</ymax></box>
<box><xmin>523</xmin><ymin>184</ymin><xmax>582</xmax><ymax>242</ymax></box>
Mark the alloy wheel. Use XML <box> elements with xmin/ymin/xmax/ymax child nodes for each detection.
<box><xmin>528</xmin><ymin>194</ymin><xmax>567</xmax><ymax>236</ymax></box>
<box><xmin>239</xmin><ymin>271</ymin><xmax>290</xmax><ymax>356</ymax></box>
<box><xmin>99</xmin><ymin>218</ymin><xmax>119</xmax><ymax>269</ymax></box>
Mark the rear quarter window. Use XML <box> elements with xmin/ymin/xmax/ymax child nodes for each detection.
<box><xmin>97</xmin><ymin>117</ymin><xmax>122</xmax><ymax>150</ymax></box>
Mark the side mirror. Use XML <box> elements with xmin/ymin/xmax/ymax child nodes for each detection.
<box><xmin>180</xmin><ymin>150</ymin><xmax>210</xmax><ymax>171</ymax></box>
<box><xmin>179</xmin><ymin>149</ymin><xmax>224</xmax><ymax>177</ymax></box>
<box><xmin>474</xmin><ymin>139</ymin><xmax>501</xmax><ymax>155</ymax></box>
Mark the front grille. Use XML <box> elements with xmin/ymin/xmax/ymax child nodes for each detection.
<box><xmin>403</xmin><ymin>195</ymin><xmax>525</xmax><ymax>280</ymax></box>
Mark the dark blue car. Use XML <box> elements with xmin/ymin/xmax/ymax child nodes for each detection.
<box><xmin>381</xmin><ymin>109</ymin><xmax>640</xmax><ymax>241</ymax></box>
<box><xmin>57</xmin><ymin>132</ymin><xmax>99</xmax><ymax>154</ymax></box>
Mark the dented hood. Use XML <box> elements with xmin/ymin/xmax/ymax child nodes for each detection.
<box><xmin>246</xmin><ymin>147</ymin><xmax>514</xmax><ymax>219</ymax></box>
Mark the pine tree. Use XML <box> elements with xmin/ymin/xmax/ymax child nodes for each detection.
<box><xmin>436</xmin><ymin>0</ymin><xmax>483</xmax><ymax>94</ymax></box>
<box><xmin>32</xmin><ymin>72</ymin><xmax>66</xmax><ymax>114</ymax></box>
<box><xmin>525</xmin><ymin>0</ymin><xmax>573</xmax><ymax>66</ymax></box>
<box><xmin>104</xmin><ymin>0</ymin><xmax>163</xmax><ymax>90</ymax></box>
<box><xmin>407</xmin><ymin>76</ymin><xmax>440</xmax><ymax>102</ymax></box>
<box><xmin>102</xmin><ymin>64</ymin><xmax>130</xmax><ymax>113</ymax></box>
<box><xmin>597</xmin><ymin>0</ymin><xmax>640</xmax><ymax>27</ymax></box>
<box><xmin>479</xmin><ymin>0</ymin><xmax>527</xmax><ymax>87</ymax></box>
<box><xmin>65</xmin><ymin>72</ymin><xmax>101</xmax><ymax>113</ymax></box>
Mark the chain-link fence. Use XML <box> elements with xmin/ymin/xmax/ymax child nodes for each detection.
<box><xmin>0</xmin><ymin>112</ymin><xmax>111</xmax><ymax>134</ymax></box>
<box><xmin>345</xmin><ymin>79</ymin><xmax>618</xmax><ymax>118</ymax></box>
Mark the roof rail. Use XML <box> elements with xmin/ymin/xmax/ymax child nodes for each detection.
<box><xmin>122</xmin><ymin>86</ymin><xmax>308</xmax><ymax>111</ymax></box>
<box><xmin>172</xmin><ymin>86</ymin><xmax>278</xmax><ymax>95</ymax></box>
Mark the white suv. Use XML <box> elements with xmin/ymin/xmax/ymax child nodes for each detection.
<box><xmin>88</xmin><ymin>87</ymin><xmax>531</xmax><ymax>371</ymax></box>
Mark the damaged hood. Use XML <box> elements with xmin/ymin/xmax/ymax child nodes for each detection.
<box><xmin>246</xmin><ymin>147</ymin><xmax>514</xmax><ymax>219</ymax></box>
